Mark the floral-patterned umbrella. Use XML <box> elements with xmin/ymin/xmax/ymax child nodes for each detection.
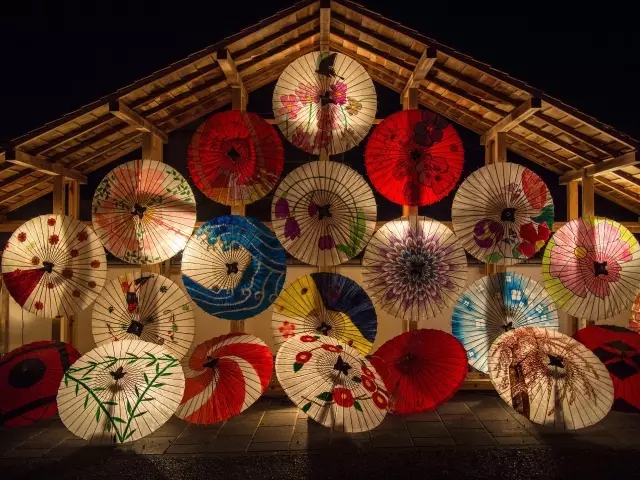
<box><xmin>452</xmin><ymin>163</ymin><xmax>554</xmax><ymax>265</ymax></box>
<box><xmin>275</xmin><ymin>334</ymin><xmax>388</xmax><ymax>432</ymax></box>
<box><xmin>272</xmin><ymin>272</ymin><xmax>377</xmax><ymax>355</ymax></box>
<box><xmin>362</xmin><ymin>216</ymin><xmax>467</xmax><ymax>323</ymax></box>
<box><xmin>92</xmin><ymin>272</ymin><xmax>195</xmax><ymax>360</ymax></box>
<box><xmin>92</xmin><ymin>160</ymin><xmax>197</xmax><ymax>264</ymax></box>
<box><xmin>271</xmin><ymin>160</ymin><xmax>377</xmax><ymax>266</ymax></box>
<box><xmin>175</xmin><ymin>333</ymin><xmax>273</xmax><ymax>425</ymax></box>
<box><xmin>542</xmin><ymin>217</ymin><xmax>640</xmax><ymax>321</ymax></box>
<box><xmin>488</xmin><ymin>327</ymin><xmax>613</xmax><ymax>430</ymax></box>
<box><xmin>452</xmin><ymin>273</ymin><xmax>559</xmax><ymax>374</ymax></box>
<box><xmin>630</xmin><ymin>293</ymin><xmax>640</xmax><ymax>332</ymax></box>
<box><xmin>1</xmin><ymin>215</ymin><xmax>107</xmax><ymax>318</ymax></box>
<box><xmin>273</xmin><ymin>51</ymin><xmax>377</xmax><ymax>155</ymax></box>
<box><xmin>365</xmin><ymin>110</ymin><xmax>464</xmax><ymax>206</ymax></box>
<box><xmin>57</xmin><ymin>339</ymin><xmax>184</xmax><ymax>444</ymax></box>
<box><xmin>187</xmin><ymin>111</ymin><xmax>284</xmax><ymax>206</ymax></box>
<box><xmin>181</xmin><ymin>215</ymin><xmax>286</xmax><ymax>320</ymax></box>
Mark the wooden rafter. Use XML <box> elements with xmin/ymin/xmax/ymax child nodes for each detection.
<box><xmin>215</xmin><ymin>49</ymin><xmax>247</xmax><ymax>110</ymax></box>
<box><xmin>320</xmin><ymin>0</ymin><xmax>331</xmax><ymax>52</ymax></box>
<box><xmin>0</xmin><ymin>177</ymin><xmax>52</xmax><ymax>205</ymax></box>
<box><xmin>2</xmin><ymin>147</ymin><xmax>87</xmax><ymax>184</ymax></box>
<box><xmin>480</xmin><ymin>97</ymin><xmax>542</xmax><ymax>144</ymax></box>
<box><xmin>0</xmin><ymin>185</ymin><xmax>54</xmax><ymax>214</ymax></box>
<box><xmin>108</xmin><ymin>101</ymin><xmax>168</xmax><ymax>143</ymax></box>
<box><xmin>559</xmin><ymin>151</ymin><xmax>640</xmax><ymax>184</ymax></box>
<box><xmin>401</xmin><ymin>47</ymin><xmax>437</xmax><ymax>108</ymax></box>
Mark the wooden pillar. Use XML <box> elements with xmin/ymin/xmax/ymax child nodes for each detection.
<box><xmin>65</xmin><ymin>178</ymin><xmax>80</xmax><ymax>346</ymax></box>
<box><xmin>566</xmin><ymin>181</ymin><xmax>580</xmax><ymax>334</ymax></box>
<box><xmin>140</xmin><ymin>132</ymin><xmax>164</xmax><ymax>276</ymax></box>
<box><xmin>581</xmin><ymin>171</ymin><xmax>596</xmax><ymax>327</ymax></box>
<box><xmin>485</xmin><ymin>132</ymin><xmax>507</xmax><ymax>276</ymax></box>
<box><xmin>51</xmin><ymin>175</ymin><xmax>67</xmax><ymax>343</ymax></box>
<box><xmin>0</xmin><ymin>275</ymin><xmax>9</xmax><ymax>354</ymax></box>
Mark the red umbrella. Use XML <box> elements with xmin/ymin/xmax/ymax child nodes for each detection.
<box><xmin>365</xmin><ymin>110</ymin><xmax>464</xmax><ymax>206</ymax></box>
<box><xmin>369</xmin><ymin>329</ymin><xmax>468</xmax><ymax>414</ymax></box>
<box><xmin>574</xmin><ymin>324</ymin><xmax>640</xmax><ymax>413</ymax></box>
<box><xmin>0</xmin><ymin>341</ymin><xmax>80</xmax><ymax>426</ymax></box>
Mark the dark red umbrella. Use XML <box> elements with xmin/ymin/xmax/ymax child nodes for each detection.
<box><xmin>0</xmin><ymin>341</ymin><xmax>80</xmax><ymax>426</ymax></box>
<box><xmin>365</xmin><ymin>110</ymin><xmax>464</xmax><ymax>206</ymax></box>
<box><xmin>574</xmin><ymin>325</ymin><xmax>640</xmax><ymax>413</ymax></box>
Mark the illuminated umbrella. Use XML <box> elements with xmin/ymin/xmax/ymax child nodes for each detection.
<box><xmin>630</xmin><ymin>293</ymin><xmax>640</xmax><ymax>332</ymax></box>
<box><xmin>92</xmin><ymin>272</ymin><xmax>195</xmax><ymax>360</ymax></box>
<box><xmin>452</xmin><ymin>273</ymin><xmax>559</xmax><ymax>374</ymax></box>
<box><xmin>181</xmin><ymin>215</ymin><xmax>286</xmax><ymax>320</ymax></box>
<box><xmin>365</xmin><ymin>109</ymin><xmax>464</xmax><ymax>206</ymax></box>
<box><xmin>175</xmin><ymin>333</ymin><xmax>273</xmax><ymax>424</ymax></box>
<box><xmin>187</xmin><ymin>110</ymin><xmax>284</xmax><ymax>206</ymax></box>
<box><xmin>92</xmin><ymin>159</ymin><xmax>197</xmax><ymax>264</ymax></box>
<box><xmin>1</xmin><ymin>215</ymin><xmax>107</xmax><ymax>318</ymax></box>
<box><xmin>0</xmin><ymin>341</ymin><xmax>80</xmax><ymax>426</ymax></box>
<box><xmin>271</xmin><ymin>160</ymin><xmax>376</xmax><ymax>266</ymax></box>
<box><xmin>542</xmin><ymin>217</ymin><xmax>640</xmax><ymax>320</ymax></box>
<box><xmin>276</xmin><ymin>334</ymin><xmax>388</xmax><ymax>432</ymax></box>
<box><xmin>272</xmin><ymin>272</ymin><xmax>377</xmax><ymax>355</ymax></box>
<box><xmin>452</xmin><ymin>163</ymin><xmax>554</xmax><ymax>265</ymax></box>
<box><xmin>57</xmin><ymin>339</ymin><xmax>184</xmax><ymax>444</ymax></box>
<box><xmin>362</xmin><ymin>216</ymin><xmax>467</xmax><ymax>323</ymax></box>
<box><xmin>488</xmin><ymin>327</ymin><xmax>613</xmax><ymax>430</ymax></box>
<box><xmin>273</xmin><ymin>51</ymin><xmax>377</xmax><ymax>155</ymax></box>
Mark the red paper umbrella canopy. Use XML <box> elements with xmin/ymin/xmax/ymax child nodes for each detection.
<box><xmin>187</xmin><ymin>111</ymin><xmax>284</xmax><ymax>206</ymax></box>
<box><xmin>573</xmin><ymin>325</ymin><xmax>640</xmax><ymax>413</ymax></box>
<box><xmin>0</xmin><ymin>341</ymin><xmax>80</xmax><ymax>426</ymax></box>
<box><xmin>365</xmin><ymin>110</ymin><xmax>464</xmax><ymax>206</ymax></box>
<box><xmin>369</xmin><ymin>329</ymin><xmax>468</xmax><ymax>414</ymax></box>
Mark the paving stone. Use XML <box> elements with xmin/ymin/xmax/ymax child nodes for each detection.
<box><xmin>0</xmin><ymin>428</ymin><xmax>46</xmax><ymax>443</ymax></box>
<box><xmin>259</xmin><ymin>413</ymin><xmax>297</xmax><ymax>427</ymax></box>
<box><xmin>436</xmin><ymin>403</ymin><xmax>472</xmax><ymax>415</ymax></box>
<box><xmin>374</xmin><ymin>416</ymin><xmax>408</xmax><ymax>431</ymax></box>
<box><xmin>207</xmin><ymin>435</ymin><xmax>252</xmax><ymax>453</ymax></box>
<box><xmin>293</xmin><ymin>418</ymin><xmax>326</xmax><ymax>434</ymax></box>
<box><xmin>125</xmin><ymin>436</ymin><xmax>174</xmax><ymax>454</ymax></box>
<box><xmin>253</xmin><ymin>426</ymin><xmax>294</xmax><ymax>443</ymax></box>
<box><xmin>570</xmin><ymin>435</ymin><xmax>621</xmax><ymax>447</ymax></box>
<box><xmin>472</xmin><ymin>408</ymin><xmax>513</xmax><ymax>421</ymax></box>
<box><xmin>225</xmin><ymin>411</ymin><xmax>264</xmax><ymax>423</ymax></box>
<box><xmin>289</xmin><ymin>431</ymin><xmax>331</xmax><ymax>450</ymax></box>
<box><xmin>3</xmin><ymin>448</ymin><xmax>49</xmax><ymax>458</ymax></box>
<box><xmin>495</xmin><ymin>436</ymin><xmax>539</xmax><ymax>445</ymax></box>
<box><xmin>166</xmin><ymin>443</ymin><xmax>211</xmax><ymax>454</ymax></box>
<box><xmin>404</xmin><ymin>411</ymin><xmax>441</xmax><ymax>422</ymax></box>
<box><xmin>248</xmin><ymin>441</ymin><xmax>290</xmax><ymax>452</ymax></box>
<box><xmin>440</xmin><ymin>414</ymin><xmax>483</xmax><ymax>429</ymax></box>
<box><xmin>329</xmin><ymin>432</ymin><xmax>371</xmax><ymax>450</ymax></box>
<box><xmin>218</xmin><ymin>420</ymin><xmax>259</xmax><ymax>436</ymax></box>
<box><xmin>268</xmin><ymin>399</ymin><xmax>299</xmax><ymax>413</ymax></box>
<box><xmin>449</xmin><ymin>429</ymin><xmax>497</xmax><ymax>446</ymax></box>
<box><xmin>482</xmin><ymin>420</ymin><xmax>531</xmax><ymax>437</ymax></box>
<box><xmin>413</xmin><ymin>437</ymin><xmax>455</xmax><ymax>447</ymax></box>
<box><xmin>15</xmin><ymin>428</ymin><xmax>70</xmax><ymax>449</ymax></box>
<box><xmin>407</xmin><ymin>421</ymin><xmax>449</xmax><ymax>438</ymax></box>
<box><xmin>44</xmin><ymin>439</ymin><xmax>90</xmax><ymax>457</ymax></box>
<box><xmin>148</xmin><ymin>418</ymin><xmax>189</xmax><ymax>437</ymax></box>
<box><xmin>174</xmin><ymin>429</ymin><xmax>218</xmax><ymax>444</ymax></box>
<box><xmin>535</xmin><ymin>434</ymin><xmax>586</xmax><ymax>446</ymax></box>
<box><xmin>570</xmin><ymin>424</ymin><xmax>611</xmax><ymax>436</ymax></box>
<box><xmin>371</xmin><ymin>430</ymin><xmax>414</xmax><ymax>448</ymax></box>
<box><xmin>0</xmin><ymin>442</ymin><xmax>22</xmax><ymax>455</ymax></box>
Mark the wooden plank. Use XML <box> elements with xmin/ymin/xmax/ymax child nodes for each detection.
<box><xmin>480</xmin><ymin>97</ymin><xmax>542</xmax><ymax>144</ymax></box>
<box><xmin>4</xmin><ymin>147</ymin><xmax>87</xmax><ymax>184</ymax></box>
<box><xmin>319</xmin><ymin>0</ymin><xmax>331</xmax><ymax>53</ymax></box>
<box><xmin>215</xmin><ymin>49</ymin><xmax>247</xmax><ymax>107</ymax></box>
<box><xmin>581</xmin><ymin>171</ymin><xmax>596</xmax><ymax>327</ymax></box>
<box><xmin>66</xmin><ymin>132</ymin><xmax>141</xmax><ymax>170</ymax></box>
<box><xmin>566</xmin><ymin>181</ymin><xmax>580</xmax><ymax>334</ymax></box>
<box><xmin>140</xmin><ymin>131</ymin><xmax>164</xmax><ymax>276</ymax></box>
<box><xmin>559</xmin><ymin>150</ymin><xmax>640</xmax><ymax>184</ymax></box>
<box><xmin>108</xmin><ymin>101</ymin><xmax>168</xmax><ymax>143</ymax></box>
<box><xmin>0</xmin><ymin>169</ymin><xmax>34</xmax><ymax>190</ymax></box>
<box><xmin>0</xmin><ymin>185</ymin><xmax>54</xmax><ymax>214</ymax></box>
<box><xmin>401</xmin><ymin>47</ymin><xmax>437</xmax><ymax>104</ymax></box>
<box><xmin>0</xmin><ymin>177</ymin><xmax>52</xmax><ymax>205</ymax></box>
<box><xmin>484</xmin><ymin>131</ymin><xmax>507</xmax><ymax>276</ymax></box>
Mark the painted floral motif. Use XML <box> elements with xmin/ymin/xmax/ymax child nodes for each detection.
<box><xmin>279</xmin><ymin>321</ymin><xmax>296</xmax><ymax>339</ymax></box>
<box><xmin>630</xmin><ymin>295</ymin><xmax>640</xmax><ymax>333</ymax></box>
<box><xmin>274</xmin><ymin>198</ymin><xmax>291</xmax><ymax>219</ymax></box>
<box><xmin>17</xmin><ymin>232</ymin><xmax>26</xmax><ymax>242</ymax></box>
<box><xmin>47</xmin><ymin>218</ymin><xmax>56</xmax><ymax>226</ymax></box>
<box><xmin>413</xmin><ymin>111</ymin><xmax>449</xmax><ymax>147</ymax></box>
<box><xmin>291</xmin><ymin>127</ymin><xmax>312</xmax><ymax>151</ymax></box>
<box><xmin>279</xmin><ymin>94</ymin><xmax>301</xmax><ymax>119</ymax></box>
<box><xmin>345</xmin><ymin>97</ymin><xmax>362</xmax><ymax>116</ymax></box>
<box><xmin>318</xmin><ymin>235</ymin><xmax>335</xmax><ymax>250</ymax></box>
<box><xmin>518</xmin><ymin>222</ymin><xmax>551</xmax><ymax>258</ymax></box>
<box><xmin>415</xmin><ymin>154</ymin><xmax>454</xmax><ymax>195</ymax></box>
<box><xmin>284</xmin><ymin>217</ymin><xmax>301</xmax><ymax>240</ymax></box>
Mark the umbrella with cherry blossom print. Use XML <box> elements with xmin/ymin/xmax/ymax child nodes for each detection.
<box><xmin>630</xmin><ymin>293</ymin><xmax>640</xmax><ymax>332</ymax></box>
<box><xmin>276</xmin><ymin>334</ymin><xmax>388</xmax><ymax>432</ymax></box>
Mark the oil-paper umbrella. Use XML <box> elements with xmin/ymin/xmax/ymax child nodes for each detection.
<box><xmin>452</xmin><ymin>273</ymin><xmax>559</xmax><ymax>374</ymax></box>
<box><xmin>276</xmin><ymin>334</ymin><xmax>388</xmax><ymax>432</ymax></box>
<box><xmin>452</xmin><ymin>163</ymin><xmax>554</xmax><ymax>265</ymax></box>
<box><xmin>542</xmin><ymin>217</ymin><xmax>640</xmax><ymax>321</ymax></box>
<box><xmin>0</xmin><ymin>341</ymin><xmax>80</xmax><ymax>426</ymax></box>
<box><xmin>92</xmin><ymin>159</ymin><xmax>197</xmax><ymax>264</ymax></box>
<box><xmin>1</xmin><ymin>215</ymin><xmax>107</xmax><ymax>318</ymax></box>
<box><xmin>92</xmin><ymin>272</ymin><xmax>195</xmax><ymax>360</ymax></box>
<box><xmin>488</xmin><ymin>327</ymin><xmax>613</xmax><ymax>430</ymax></box>
<box><xmin>272</xmin><ymin>160</ymin><xmax>377</xmax><ymax>266</ymax></box>
<box><xmin>57</xmin><ymin>339</ymin><xmax>184</xmax><ymax>444</ymax></box>
<box><xmin>272</xmin><ymin>272</ymin><xmax>377</xmax><ymax>355</ymax></box>
<box><xmin>362</xmin><ymin>216</ymin><xmax>467</xmax><ymax>323</ymax></box>
<box><xmin>273</xmin><ymin>51</ymin><xmax>377</xmax><ymax>155</ymax></box>
<box><xmin>630</xmin><ymin>293</ymin><xmax>640</xmax><ymax>332</ymax></box>
<box><xmin>365</xmin><ymin>109</ymin><xmax>464</xmax><ymax>206</ymax></box>
<box><xmin>175</xmin><ymin>333</ymin><xmax>273</xmax><ymax>425</ymax></box>
<box><xmin>181</xmin><ymin>215</ymin><xmax>287</xmax><ymax>320</ymax></box>
<box><xmin>187</xmin><ymin>110</ymin><xmax>284</xmax><ymax>206</ymax></box>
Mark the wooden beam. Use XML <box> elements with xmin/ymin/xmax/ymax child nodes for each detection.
<box><xmin>215</xmin><ymin>49</ymin><xmax>247</xmax><ymax>109</ymax></box>
<box><xmin>3</xmin><ymin>148</ymin><xmax>87</xmax><ymax>184</ymax></box>
<box><xmin>566</xmin><ymin>181</ymin><xmax>579</xmax><ymax>335</ymax></box>
<box><xmin>66</xmin><ymin>132</ymin><xmax>141</xmax><ymax>171</ymax></box>
<box><xmin>0</xmin><ymin>177</ymin><xmax>52</xmax><ymax>205</ymax></box>
<box><xmin>141</xmin><ymin>133</ymin><xmax>164</xmax><ymax>162</ymax></box>
<box><xmin>480</xmin><ymin>97</ymin><xmax>542</xmax><ymax>144</ymax></box>
<box><xmin>401</xmin><ymin>47</ymin><xmax>437</xmax><ymax>107</ymax></box>
<box><xmin>0</xmin><ymin>185</ymin><xmax>54</xmax><ymax>214</ymax></box>
<box><xmin>319</xmin><ymin>0</ymin><xmax>331</xmax><ymax>53</ymax></box>
<box><xmin>559</xmin><ymin>150</ymin><xmax>640</xmax><ymax>184</ymax></box>
<box><xmin>108</xmin><ymin>101</ymin><xmax>168</xmax><ymax>143</ymax></box>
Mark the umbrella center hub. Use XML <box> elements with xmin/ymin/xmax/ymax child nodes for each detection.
<box><xmin>110</xmin><ymin>366</ymin><xmax>126</xmax><ymax>381</ymax></box>
<box><xmin>226</xmin><ymin>146</ymin><xmax>242</xmax><ymax>161</ymax></box>
<box><xmin>500</xmin><ymin>208</ymin><xmax>516</xmax><ymax>222</ymax></box>
<box><xmin>333</xmin><ymin>355</ymin><xmax>352</xmax><ymax>376</ymax></box>
<box><xmin>202</xmin><ymin>356</ymin><xmax>219</xmax><ymax>369</ymax></box>
<box><xmin>548</xmin><ymin>354</ymin><xmax>565</xmax><ymax>369</ymax></box>
<box><xmin>316</xmin><ymin>321</ymin><xmax>333</xmax><ymax>335</ymax></box>
<box><xmin>410</xmin><ymin>148</ymin><xmax>423</xmax><ymax>162</ymax></box>
<box><xmin>131</xmin><ymin>203</ymin><xmax>147</xmax><ymax>219</ymax></box>
<box><xmin>501</xmin><ymin>321</ymin><xmax>514</xmax><ymax>332</ymax></box>
<box><xmin>593</xmin><ymin>261</ymin><xmax>608</xmax><ymax>277</ymax></box>
<box><xmin>42</xmin><ymin>261</ymin><xmax>54</xmax><ymax>273</ymax></box>
<box><xmin>320</xmin><ymin>91</ymin><xmax>335</xmax><ymax>106</ymax></box>
<box><xmin>316</xmin><ymin>204</ymin><xmax>332</xmax><ymax>220</ymax></box>
<box><xmin>409</xmin><ymin>260</ymin><xmax>426</xmax><ymax>278</ymax></box>
<box><xmin>8</xmin><ymin>358</ymin><xmax>46</xmax><ymax>389</ymax></box>
<box><xmin>226</xmin><ymin>262</ymin><xmax>239</xmax><ymax>275</ymax></box>
<box><xmin>127</xmin><ymin>320</ymin><xmax>144</xmax><ymax>337</ymax></box>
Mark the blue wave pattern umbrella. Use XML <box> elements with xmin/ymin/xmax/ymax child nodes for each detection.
<box><xmin>181</xmin><ymin>215</ymin><xmax>287</xmax><ymax>320</ymax></box>
<box><xmin>452</xmin><ymin>273</ymin><xmax>559</xmax><ymax>373</ymax></box>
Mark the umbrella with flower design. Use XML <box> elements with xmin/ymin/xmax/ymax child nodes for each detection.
<box><xmin>365</xmin><ymin>109</ymin><xmax>464</xmax><ymax>206</ymax></box>
<box><xmin>452</xmin><ymin>163</ymin><xmax>554</xmax><ymax>265</ymax></box>
<box><xmin>362</xmin><ymin>216</ymin><xmax>467</xmax><ymax>323</ymax></box>
<box><xmin>630</xmin><ymin>293</ymin><xmax>640</xmax><ymax>332</ymax></box>
<box><xmin>1</xmin><ymin>215</ymin><xmax>107</xmax><ymax>318</ymax></box>
<box><xmin>92</xmin><ymin>272</ymin><xmax>195</xmax><ymax>360</ymax></box>
<box><xmin>92</xmin><ymin>159</ymin><xmax>197</xmax><ymax>264</ymax></box>
<box><xmin>542</xmin><ymin>217</ymin><xmax>640</xmax><ymax>321</ymax></box>
<box><xmin>276</xmin><ymin>334</ymin><xmax>388</xmax><ymax>432</ymax></box>
<box><xmin>271</xmin><ymin>160</ymin><xmax>376</xmax><ymax>266</ymax></box>
<box><xmin>273</xmin><ymin>51</ymin><xmax>377</xmax><ymax>155</ymax></box>
<box><xmin>489</xmin><ymin>327</ymin><xmax>613</xmax><ymax>430</ymax></box>
<box><xmin>452</xmin><ymin>273</ymin><xmax>559</xmax><ymax>374</ymax></box>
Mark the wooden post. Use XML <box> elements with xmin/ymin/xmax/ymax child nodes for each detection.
<box><xmin>51</xmin><ymin>175</ymin><xmax>67</xmax><ymax>343</ymax></box>
<box><xmin>140</xmin><ymin>132</ymin><xmax>164</xmax><ymax>276</ymax></box>
<box><xmin>65</xmin><ymin>178</ymin><xmax>80</xmax><ymax>346</ymax></box>
<box><xmin>0</xmin><ymin>275</ymin><xmax>9</xmax><ymax>354</ymax></box>
<box><xmin>566</xmin><ymin>181</ymin><xmax>580</xmax><ymax>334</ymax></box>
<box><xmin>581</xmin><ymin>170</ymin><xmax>596</xmax><ymax>327</ymax></box>
<box><xmin>484</xmin><ymin>132</ymin><xmax>507</xmax><ymax>276</ymax></box>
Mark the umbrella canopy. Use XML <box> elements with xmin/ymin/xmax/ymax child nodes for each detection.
<box><xmin>273</xmin><ymin>51</ymin><xmax>377</xmax><ymax>156</ymax></box>
<box><xmin>187</xmin><ymin>110</ymin><xmax>284</xmax><ymax>206</ymax></box>
<box><xmin>272</xmin><ymin>272</ymin><xmax>377</xmax><ymax>355</ymax></box>
<box><xmin>92</xmin><ymin>272</ymin><xmax>195</xmax><ymax>360</ymax></box>
<box><xmin>92</xmin><ymin>159</ymin><xmax>197</xmax><ymax>264</ymax></box>
<box><xmin>452</xmin><ymin>273</ymin><xmax>559</xmax><ymax>374</ymax></box>
<box><xmin>631</xmin><ymin>294</ymin><xmax>640</xmax><ymax>332</ymax></box>
<box><xmin>574</xmin><ymin>325</ymin><xmax>640</xmax><ymax>413</ymax></box>
<box><xmin>542</xmin><ymin>217</ymin><xmax>640</xmax><ymax>320</ymax></box>
<box><xmin>57</xmin><ymin>339</ymin><xmax>184</xmax><ymax>444</ymax></box>
<box><xmin>362</xmin><ymin>216</ymin><xmax>467</xmax><ymax>323</ymax></box>
<box><xmin>365</xmin><ymin>109</ymin><xmax>464</xmax><ymax>206</ymax></box>
<box><xmin>1</xmin><ymin>215</ymin><xmax>107</xmax><ymax>318</ymax></box>
<box><xmin>452</xmin><ymin>163</ymin><xmax>554</xmax><ymax>265</ymax></box>
<box><xmin>181</xmin><ymin>215</ymin><xmax>286</xmax><ymax>320</ymax></box>
<box><xmin>488</xmin><ymin>327</ymin><xmax>614</xmax><ymax>430</ymax></box>
<box><xmin>276</xmin><ymin>334</ymin><xmax>388</xmax><ymax>432</ymax></box>
<box><xmin>271</xmin><ymin>160</ymin><xmax>376</xmax><ymax>266</ymax></box>
<box><xmin>175</xmin><ymin>333</ymin><xmax>273</xmax><ymax>424</ymax></box>
<box><xmin>368</xmin><ymin>329</ymin><xmax>468</xmax><ymax>414</ymax></box>
<box><xmin>0</xmin><ymin>341</ymin><xmax>80</xmax><ymax>427</ymax></box>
